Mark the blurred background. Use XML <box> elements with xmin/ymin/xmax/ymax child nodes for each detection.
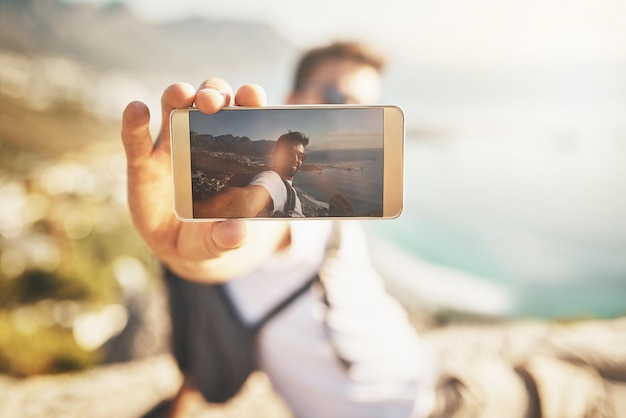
<box><xmin>0</xmin><ymin>0</ymin><xmax>625</xmax><ymax>406</ymax></box>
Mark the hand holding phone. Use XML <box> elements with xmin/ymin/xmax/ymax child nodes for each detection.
<box><xmin>120</xmin><ymin>80</ymin><xmax>291</xmax><ymax>283</ymax></box>
<box><xmin>171</xmin><ymin>106</ymin><xmax>404</xmax><ymax>221</ymax></box>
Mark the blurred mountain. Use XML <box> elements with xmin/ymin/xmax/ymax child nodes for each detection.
<box><xmin>0</xmin><ymin>0</ymin><xmax>297</xmax><ymax>154</ymax></box>
<box><xmin>0</xmin><ymin>0</ymin><xmax>295</xmax><ymax>77</ymax></box>
<box><xmin>191</xmin><ymin>132</ymin><xmax>275</xmax><ymax>157</ymax></box>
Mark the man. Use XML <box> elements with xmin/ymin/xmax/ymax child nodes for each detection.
<box><xmin>123</xmin><ymin>41</ymin><xmax>626</xmax><ymax>418</ymax></box>
<box><xmin>193</xmin><ymin>131</ymin><xmax>309</xmax><ymax>218</ymax></box>
<box><xmin>126</xmin><ymin>42</ymin><xmax>436</xmax><ymax>418</ymax></box>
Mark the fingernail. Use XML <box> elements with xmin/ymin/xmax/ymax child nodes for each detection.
<box><xmin>213</xmin><ymin>220</ymin><xmax>246</xmax><ymax>249</ymax></box>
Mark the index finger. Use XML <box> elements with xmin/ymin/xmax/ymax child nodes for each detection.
<box><xmin>156</xmin><ymin>78</ymin><xmax>236</xmax><ymax>152</ymax></box>
<box><xmin>195</xmin><ymin>78</ymin><xmax>235</xmax><ymax>114</ymax></box>
<box><xmin>154</xmin><ymin>82</ymin><xmax>197</xmax><ymax>151</ymax></box>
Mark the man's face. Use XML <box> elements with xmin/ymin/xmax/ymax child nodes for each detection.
<box><xmin>273</xmin><ymin>141</ymin><xmax>307</xmax><ymax>180</ymax></box>
<box><xmin>288</xmin><ymin>58</ymin><xmax>381</xmax><ymax>105</ymax></box>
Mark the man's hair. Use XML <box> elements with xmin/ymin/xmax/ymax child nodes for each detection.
<box><xmin>276</xmin><ymin>131</ymin><xmax>309</xmax><ymax>147</ymax></box>
<box><xmin>292</xmin><ymin>41</ymin><xmax>386</xmax><ymax>93</ymax></box>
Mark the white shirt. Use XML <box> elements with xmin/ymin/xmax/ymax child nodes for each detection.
<box><xmin>224</xmin><ymin>221</ymin><xmax>437</xmax><ymax>418</ymax></box>
<box><xmin>248</xmin><ymin>170</ymin><xmax>304</xmax><ymax>217</ymax></box>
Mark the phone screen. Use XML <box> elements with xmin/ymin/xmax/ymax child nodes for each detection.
<box><xmin>171</xmin><ymin>106</ymin><xmax>403</xmax><ymax>220</ymax></box>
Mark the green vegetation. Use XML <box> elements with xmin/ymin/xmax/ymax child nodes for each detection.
<box><xmin>0</xmin><ymin>94</ymin><xmax>155</xmax><ymax>377</ymax></box>
<box><xmin>0</xmin><ymin>313</ymin><xmax>96</xmax><ymax>377</ymax></box>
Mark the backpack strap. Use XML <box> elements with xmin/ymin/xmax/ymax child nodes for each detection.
<box><xmin>249</xmin><ymin>273</ymin><xmax>320</xmax><ymax>331</ymax></box>
<box><xmin>163</xmin><ymin>222</ymin><xmax>344</xmax><ymax>404</ymax></box>
<box><xmin>279</xmin><ymin>177</ymin><xmax>297</xmax><ymax>217</ymax></box>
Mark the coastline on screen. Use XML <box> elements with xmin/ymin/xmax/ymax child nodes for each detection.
<box><xmin>170</xmin><ymin>106</ymin><xmax>404</xmax><ymax>220</ymax></box>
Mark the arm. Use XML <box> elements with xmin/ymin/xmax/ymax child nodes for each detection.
<box><xmin>193</xmin><ymin>185</ymin><xmax>272</xmax><ymax>218</ymax></box>
<box><xmin>120</xmin><ymin>79</ymin><xmax>289</xmax><ymax>283</ymax></box>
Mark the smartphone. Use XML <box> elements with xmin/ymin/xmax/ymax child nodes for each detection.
<box><xmin>170</xmin><ymin>105</ymin><xmax>404</xmax><ymax>220</ymax></box>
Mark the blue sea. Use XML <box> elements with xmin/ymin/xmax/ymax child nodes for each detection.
<box><xmin>364</xmin><ymin>134</ymin><xmax>626</xmax><ymax>320</ymax></box>
<box><xmin>295</xmin><ymin>148</ymin><xmax>383</xmax><ymax>216</ymax></box>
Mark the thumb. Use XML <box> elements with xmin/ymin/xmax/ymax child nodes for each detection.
<box><xmin>212</xmin><ymin>220</ymin><xmax>248</xmax><ymax>250</ymax></box>
<box><xmin>121</xmin><ymin>101</ymin><xmax>154</xmax><ymax>165</ymax></box>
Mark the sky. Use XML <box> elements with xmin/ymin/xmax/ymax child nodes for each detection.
<box><xmin>189</xmin><ymin>107</ymin><xmax>384</xmax><ymax>150</ymax></box>
<box><xmin>54</xmin><ymin>0</ymin><xmax>626</xmax><ymax>134</ymax></box>
<box><xmin>65</xmin><ymin>0</ymin><xmax>626</xmax><ymax>68</ymax></box>
<box><xmin>63</xmin><ymin>0</ymin><xmax>626</xmax><ymax>129</ymax></box>
<box><xmin>54</xmin><ymin>0</ymin><xmax>626</xmax><ymax>316</ymax></box>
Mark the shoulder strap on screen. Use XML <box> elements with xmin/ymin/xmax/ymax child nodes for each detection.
<box><xmin>280</xmin><ymin>177</ymin><xmax>297</xmax><ymax>217</ymax></box>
